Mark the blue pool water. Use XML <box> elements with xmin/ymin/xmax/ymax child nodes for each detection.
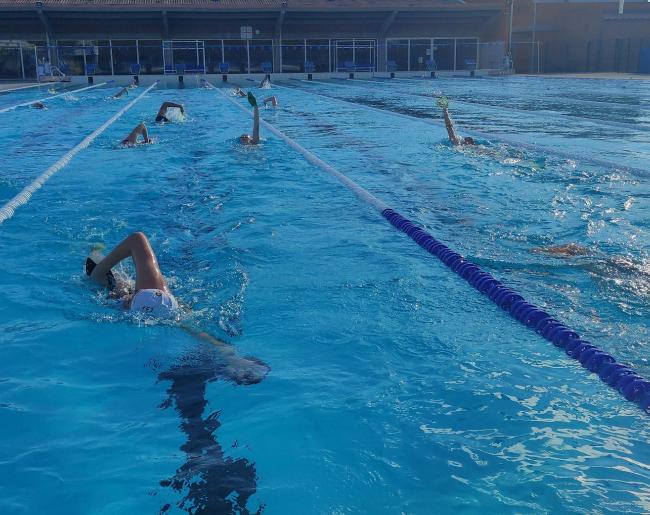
<box><xmin>0</xmin><ymin>76</ymin><xmax>649</xmax><ymax>514</ymax></box>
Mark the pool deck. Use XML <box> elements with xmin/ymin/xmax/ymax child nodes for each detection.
<box><xmin>518</xmin><ymin>72</ymin><xmax>650</xmax><ymax>80</ymax></box>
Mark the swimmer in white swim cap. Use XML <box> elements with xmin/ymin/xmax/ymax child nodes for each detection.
<box><xmin>86</xmin><ymin>232</ymin><xmax>178</xmax><ymax>317</ymax></box>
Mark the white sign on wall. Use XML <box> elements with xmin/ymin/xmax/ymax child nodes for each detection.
<box><xmin>240</xmin><ymin>26</ymin><xmax>253</xmax><ymax>39</ymax></box>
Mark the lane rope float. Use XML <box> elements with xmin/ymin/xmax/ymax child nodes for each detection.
<box><xmin>214</xmin><ymin>82</ymin><xmax>650</xmax><ymax>414</ymax></box>
<box><xmin>0</xmin><ymin>81</ymin><xmax>111</xmax><ymax>114</ymax></box>
<box><xmin>0</xmin><ymin>82</ymin><xmax>157</xmax><ymax>225</ymax></box>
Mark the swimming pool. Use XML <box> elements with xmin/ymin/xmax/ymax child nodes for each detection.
<box><xmin>0</xmin><ymin>76</ymin><xmax>648</xmax><ymax>514</ymax></box>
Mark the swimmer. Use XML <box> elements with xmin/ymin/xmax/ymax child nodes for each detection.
<box><xmin>233</xmin><ymin>87</ymin><xmax>247</xmax><ymax>98</ymax></box>
<box><xmin>263</xmin><ymin>96</ymin><xmax>279</xmax><ymax>107</ymax></box>
<box><xmin>121</xmin><ymin>122</ymin><xmax>152</xmax><ymax>146</ymax></box>
<box><xmin>113</xmin><ymin>87</ymin><xmax>129</xmax><ymax>99</ymax></box>
<box><xmin>32</xmin><ymin>101</ymin><xmax>46</xmax><ymax>109</ymax></box>
<box><xmin>86</xmin><ymin>232</ymin><xmax>176</xmax><ymax>315</ymax></box>
<box><xmin>240</xmin><ymin>93</ymin><xmax>260</xmax><ymax>145</ymax></box>
<box><xmin>532</xmin><ymin>243</ymin><xmax>591</xmax><ymax>257</ymax></box>
<box><xmin>155</xmin><ymin>101</ymin><xmax>185</xmax><ymax>123</ymax></box>
<box><xmin>437</xmin><ymin>96</ymin><xmax>474</xmax><ymax>146</ymax></box>
<box><xmin>260</xmin><ymin>76</ymin><xmax>271</xmax><ymax>89</ymax></box>
<box><xmin>85</xmin><ymin>232</ymin><xmax>270</xmax><ymax>384</ymax></box>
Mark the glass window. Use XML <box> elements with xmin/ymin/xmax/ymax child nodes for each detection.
<box><xmin>111</xmin><ymin>39</ymin><xmax>137</xmax><ymax>75</ymax></box>
<box><xmin>456</xmin><ymin>38</ymin><xmax>478</xmax><ymax>70</ymax></box>
<box><xmin>387</xmin><ymin>39</ymin><xmax>408</xmax><ymax>71</ymax></box>
<box><xmin>83</xmin><ymin>40</ymin><xmax>112</xmax><ymax>75</ymax></box>
<box><xmin>282</xmin><ymin>40</ymin><xmax>304</xmax><ymax>73</ymax></box>
<box><xmin>22</xmin><ymin>42</ymin><xmax>44</xmax><ymax>79</ymax></box>
<box><xmin>434</xmin><ymin>38</ymin><xmax>455</xmax><ymax>70</ymax></box>
<box><xmin>57</xmin><ymin>40</ymin><xmax>86</xmax><ymax>75</ymax></box>
<box><xmin>409</xmin><ymin>39</ymin><xmax>431</xmax><ymax>72</ymax></box>
<box><xmin>169</xmin><ymin>41</ymin><xmax>203</xmax><ymax>73</ymax></box>
<box><xmin>205</xmin><ymin>40</ymin><xmax>223</xmax><ymax>74</ymax></box>
<box><xmin>249</xmin><ymin>40</ymin><xmax>273</xmax><ymax>73</ymax></box>
<box><xmin>224</xmin><ymin>40</ymin><xmax>248</xmax><ymax>73</ymax></box>
<box><xmin>355</xmin><ymin>40</ymin><xmax>376</xmax><ymax>72</ymax></box>
<box><xmin>138</xmin><ymin>40</ymin><xmax>163</xmax><ymax>74</ymax></box>
<box><xmin>306</xmin><ymin>39</ymin><xmax>329</xmax><ymax>72</ymax></box>
<box><xmin>335</xmin><ymin>40</ymin><xmax>353</xmax><ymax>72</ymax></box>
<box><xmin>0</xmin><ymin>45</ymin><xmax>21</xmax><ymax>78</ymax></box>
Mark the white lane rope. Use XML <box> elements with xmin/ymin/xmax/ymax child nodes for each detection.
<box><xmin>0</xmin><ymin>82</ymin><xmax>157</xmax><ymax>225</ymax></box>
<box><xmin>0</xmin><ymin>81</ymin><xmax>109</xmax><ymax>114</ymax></box>
<box><xmin>0</xmin><ymin>83</ymin><xmax>47</xmax><ymax>94</ymax></box>
<box><xmin>212</xmin><ymin>83</ymin><xmax>388</xmax><ymax>212</ymax></box>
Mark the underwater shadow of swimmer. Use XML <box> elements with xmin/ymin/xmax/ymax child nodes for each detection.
<box><xmin>158</xmin><ymin>352</ymin><xmax>265</xmax><ymax>515</ymax></box>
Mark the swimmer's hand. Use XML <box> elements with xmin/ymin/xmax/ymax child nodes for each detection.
<box><xmin>247</xmin><ymin>92</ymin><xmax>258</xmax><ymax>108</ymax></box>
<box><xmin>436</xmin><ymin>96</ymin><xmax>449</xmax><ymax>109</ymax></box>
<box><xmin>225</xmin><ymin>356</ymin><xmax>270</xmax><ymax>385</ymax></box>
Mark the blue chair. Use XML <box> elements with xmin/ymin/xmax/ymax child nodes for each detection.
<box><xmin>387</xmin><ymin>60</ymin><xmax>397</xmax><ymax>72</ymax></box>
<box><xmin>175</xmin><ymin>63</ymin><xmax>186</xmax><ymax>74</ymax></box>
<box><xmin>303</xmin><ymin>60</ymin><xmax>316</xmax><ymax>73</ymax></box>
<box><xmin>426</xmin><ymin>59</ymin><xmax>438</xmax><ymax>71</ymax></box>
<box><xmin>130</xmin><ymin>63</ymin><xmax>141</xmax><ymax>74</ymax></box>
<box><xmin>164</xmin><ymin>64</ymin><xmax>175</xmax><ymax>74</ymax></box>
<box><xmin>219</xmin><ymin>62</ymin><xmax>230</xmax><ymax>74</ymax></box>
<box><xmin>261</xmin><ymin>61</ymin><xmax>273</xmax><ymax>73</ymax></box>
<box><xmin>343</xmin><ymin>60</ymin><xmax>356</xmax><ymax>72</ymax></box>
<box><xmin>85</xmin><ymin>63</ymin><xmax>96</xmax><ymax>76</ymax></box>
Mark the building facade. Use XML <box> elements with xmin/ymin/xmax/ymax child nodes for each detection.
<box><xmin>0</xmin><ymin>0</ymin><xmax>648</xmax><ymax>79</ymax></box>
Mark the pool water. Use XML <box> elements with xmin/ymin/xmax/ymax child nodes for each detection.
<box><xmin>0</xmin><ymin>76</ymin><xmax>649</xmax><ymax>514</ymax></box>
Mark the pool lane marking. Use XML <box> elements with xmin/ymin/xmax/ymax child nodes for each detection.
<box><xmin>0</xmin><ymin>82</ymin><xmax>47</xmax><ymax>94</ymax></box>
<box><xmin>0</xmin><ymin>82</ymin><xmax>157</xmax><ymax>225</ymax></box>
<box><xmin>276</xmin><ymin>80</ymin><xmax>649</xmax><ymax>178</ymax></box>
<box><xmin>0</xmin><ymin>81</ymin><xmax>110</xmax><ymax>114</ymax></box>
<box><xmin>214</xmin><ymin>82</ymin><xmax>650</xmax><ymax>415</ymax></box>
<box><xmin>326</xmin><ymin>77</ymin><xmax>650</xmax><ymax>133</ymax></box>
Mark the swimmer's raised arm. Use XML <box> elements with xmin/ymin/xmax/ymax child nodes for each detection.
<box><xmin>121</xmin><ymin>122</ymin><xmax>151</xmax><ymax>146</ymax></box>
<box><xmin>158</xmin><ymin>101</ymin><xmax>184</xmax><ymax>115</ymax></box>
<box><xmin>252</xmin><ymin>106</ymin><xmax>260</xmax><ymax>143</ymax></box>
<box><xmin>113</xmin><ymin>87</ymin><xmax>129</xmax><ymax>99</ymax></box>
<box><xmin>437</xmin><ymin>97</ymin><xmax>474</xmax><ymax>146</ymax></box>
<box><xmin>442</xmin><ymin>107</ymin><xmax>462</xmax><ymax>146</ymax></box>
<box><xmin>263</xmin><ymin>96</ymin><xmax>278</xmax><ymax>107</ymax></box>
<box><xmin>240</xmin><ymin>94</ymin><xmax>261</xmax><ymax>145</ymax></box>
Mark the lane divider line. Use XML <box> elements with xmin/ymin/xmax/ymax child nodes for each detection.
<box><xmin>0</xmin><ymin>83</ymin><xmax>47</xmax><ymax>94</ymax></box>
<box><xmin>213</xmin><ymin>82</ymin><xmax>650</xmax><ymax>415</ymax></box>
<box><xmin>0</xmin><ymin>81</ymin><xmax>111</xmax><ymax>114</ymax></box>
<box><xmin>276</xmin><ymin>80</ymin><xmax>649</xmax><ymax>178</ymax></box>
<box><xmin>0</xmin><ymin>82</ymin><xmax>157</xmax><ymax>225</ymax></box>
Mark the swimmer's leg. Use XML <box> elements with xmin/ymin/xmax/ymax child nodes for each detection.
<box><xmin>90</xmin><ymin>232</ymin><xmax>168</xmax><ymax>291</ymax></box>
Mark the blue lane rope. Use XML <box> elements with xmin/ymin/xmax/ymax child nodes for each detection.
<box><xmin>382</xmin><ymin>208</ymin><xmax>650</xmax><ymax>414</ymax></box>
<box><xmin>213</xmin><ymin>82</ymin><xmax>650</xmax><ymax>415</ymax></box>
